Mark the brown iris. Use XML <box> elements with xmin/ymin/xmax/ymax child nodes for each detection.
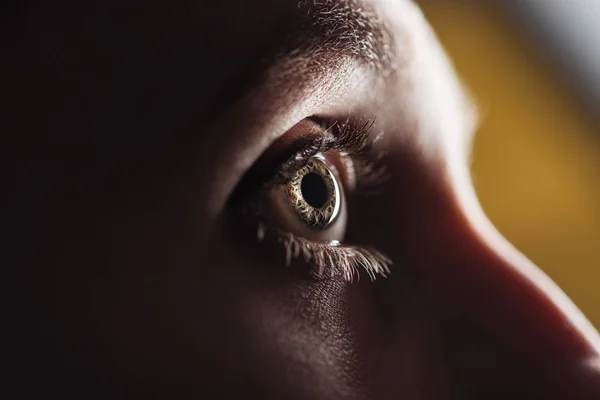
<box><xmin>284</xmin><ymin>155</ymin><xmax>341</xmax><ymax>230</ymax></box>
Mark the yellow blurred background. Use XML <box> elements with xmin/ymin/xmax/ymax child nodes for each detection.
<box><xmin>417</xmin><ymin>1</ymin><xmax>600</xmax><ymax>328</ymax></box>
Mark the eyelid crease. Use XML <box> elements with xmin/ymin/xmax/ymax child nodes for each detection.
<box><xmin>268</xmin><ymin>117</ymin><xmax>377</xmax><ymax>187</ymax></box>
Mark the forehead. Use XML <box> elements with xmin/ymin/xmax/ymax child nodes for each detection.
<box><xmin>11</xmin><ymin>0</ymin><xmax>396</xmax><ymax>73</ymax></box>
<box><xmin>3</xmin><ymin>0</ymin><xmax>475</xmax><ymax>175</ymax></box>
<box><xmin>2</xmin><ymin>0</ymin><xmax>404</xmax><ymax>130</ymax></box>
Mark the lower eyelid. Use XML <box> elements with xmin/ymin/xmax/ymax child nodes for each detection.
<box><xmin>248</xmin><ymin>221</ymin><xmax>392</xmax><ymax>282</ymax></box>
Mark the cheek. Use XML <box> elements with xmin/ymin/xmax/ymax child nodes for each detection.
<box><xmin>81</xmin><ymin>189</ymin><xmax>359</xmax><ymax>396</ymax></box>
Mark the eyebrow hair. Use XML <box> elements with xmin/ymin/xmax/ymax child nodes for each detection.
<box><xmin>288</xmin><ymin>0</ymin><xmax>396</xmax><ymax>72</ymax></box>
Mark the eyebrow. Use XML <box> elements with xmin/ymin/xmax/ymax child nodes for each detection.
<box><xmin>287</xmin><ymin>0</ymin><xmax>396</xmax><ymax>72</ymax></box>
<box><xmin>206</xmin><ymin>0</ymin><xmax>398</xmax><ymax>131</ymax></box>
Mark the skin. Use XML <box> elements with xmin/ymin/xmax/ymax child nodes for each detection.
<box><xmin>4</xmin><ymin>0</ymin><xmax>600</xmax><ymax>398</ymax></box>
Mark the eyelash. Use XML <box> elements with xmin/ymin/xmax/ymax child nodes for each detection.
<box><xmin>256</xmin><ymin>223</ymin><xmax>391</xmax><ymax>282</ymax></box>
<box><xmin>264</xmin><ymin>119</ymin><xmax>388</xmax><ymax>193</ymax></box>
<box><xmin>237</xmin><ymin>118</ymin><xmax>391</xmax><ymax>282</ymax></box>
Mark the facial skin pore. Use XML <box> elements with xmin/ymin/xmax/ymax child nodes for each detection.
<box><xmin>3</xmin><ymin>0</ymin><xmax>600</xmax><ymax>398</ymax></box>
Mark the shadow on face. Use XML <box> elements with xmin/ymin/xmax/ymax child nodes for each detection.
<box><xmin>3</xmin><ymin>0</ymin><xmax>600</xmax><ymax>398</ymax></box>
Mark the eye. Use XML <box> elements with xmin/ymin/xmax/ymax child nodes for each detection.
<box><xmin>231</xmin><ymin>118</ymin><xmax>391</xmax><ymax>282</ymax></box>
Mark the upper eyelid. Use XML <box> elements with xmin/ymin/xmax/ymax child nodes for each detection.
<box><xmin>231</xmin><ymin>118</ymin><xmax>377</xmax><ymax>198</ymax></box>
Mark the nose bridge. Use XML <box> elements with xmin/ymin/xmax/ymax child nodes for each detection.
<box><xmin>432</xmin><ymin>177</ymin><xmax>600</xmax><ymax>397</ymax></box>
<box><xmin>435</xmin><ymin>208</ymin><xmax>598</xmax><ymax>362</ymax></box>
<box><xmin>362</xmin><ymin>151</ymin><xmax>600</xmax><ymax>397</ymax></box>
<box><xmin>440</xmin><ymin>152</ymin><xmax>600</xmax><ymax>361</ymax></box>
<box><xmin>361</xmin><ymin>141</ymin><xmax>600</xmax><ymax>361</ymax></box>
<box><xmin>364</xmin><ymin>149</ymin><xmax>600</xmax><ymax>363</ymax></box>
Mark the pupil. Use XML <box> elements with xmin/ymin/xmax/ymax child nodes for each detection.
<box><xmin>300</xmin><ymin>173</ymin><xmax>329</xmax><ymax>208</ymax></box>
